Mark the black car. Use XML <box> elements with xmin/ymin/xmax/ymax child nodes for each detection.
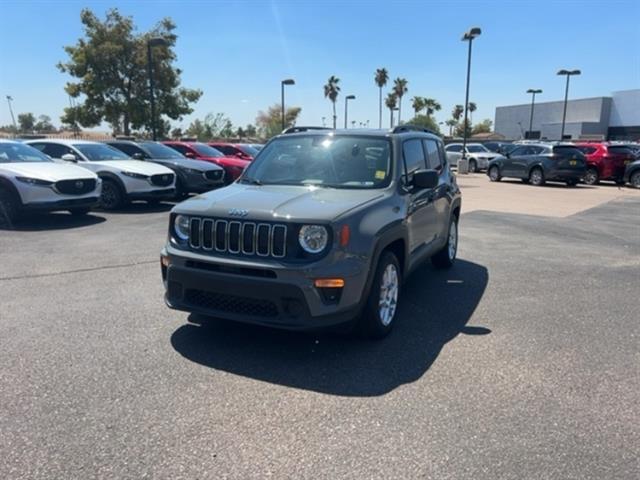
<box><xmin>623</xmin><ymin>159</ymin><xmax>640</xmax><ymax>188</ymax></box>
<box><xmin>487</xmin><ymin>143</ymin><xmax>587</xmax><ymax>186</ymax></box>
<box><xmin>106</xmin><ymin>140</ymin><xmax>224</xmax><ymax>198</ymax></box>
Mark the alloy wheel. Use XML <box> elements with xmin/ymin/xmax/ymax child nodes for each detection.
<box><xmin>448</xmin><ymin>221</ymin><xmax>458</xmax><ymax>261</ymax></box>
<box><xmin>378</xmin><ymin>264</ymin><xmax>399</xmax><ymax>327</ymax></box>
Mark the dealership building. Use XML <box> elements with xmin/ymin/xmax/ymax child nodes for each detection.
<box><xmin>494</xmin><ymin>89</ymin><xmax>640</xmax><ymax>141</ymax></box>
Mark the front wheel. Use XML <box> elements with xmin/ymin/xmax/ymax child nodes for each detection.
<box><xmin>584</xmin><ymin>168</ymin><xmax>599</xmax><ymax>185</ymax></box>
<box><xmin>432</xmin><ymin>215</ymin><xmax>458</xmax><ymax>269</ymax></box>
<box><xmin>488</xmin><ymin>165</ymin><xmax>501</xmax><ymax>182</ymax></box>
<box><xmin>100</xmin><ymin>180</ymin><xmax>125</xmax><ymax>210</ymax></box>
<box><xmin>359</xmin><ymin>251</ymin><xmax>401</xmax><ymax>338</ymax></box>
<box><xmin>630</xmin><ymin>171</ymin><xmax>640</xmax><ymax>189</ymax></box>
<box><xmin>529</xmin><ymin>167</ymin><xmax>545</xmax><ymax>186</ymax></box>
<box><xmin>0</xmin><ymin>188</ymin><xmax>20</xmax><ymax>226</ymax></box>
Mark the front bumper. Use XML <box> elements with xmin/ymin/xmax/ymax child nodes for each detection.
<box><xmin>23</xmin><ymin>196</ymin><xmax>100</xmax><ymax>211</ymax></box>
<box><xmin>128</xmin><ymin>188</ymin><xmax>175</xmax><ymax>201</ymax></box>
<box><xmin>162</xmin><ymin>247</ymin><xmax>369</xmax><ymax>330</ymax></box>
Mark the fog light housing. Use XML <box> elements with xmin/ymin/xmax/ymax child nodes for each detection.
<box><xmin>315</xmin><ymin>278</ymin><xmax>344</xmax><ymax>305</ymax></box>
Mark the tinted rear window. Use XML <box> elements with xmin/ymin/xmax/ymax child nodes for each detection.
<box><xmin>608</xmin><ymin>146</ymin><xmax>634</xmax><ymax>156</ymax></box>
<box><xmin>553</xmin><ymin>146</ymin><xmax>585</xmax><ymax>159</ymax></box>
<box><xmin>576</xmin><ymin>146</ymin><xmax>597</xmax><ymax>155</ymax></box>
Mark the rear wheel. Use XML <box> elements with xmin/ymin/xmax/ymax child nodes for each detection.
<box><xmin>69</xmin><ymin>207</ymin><xmax>90</xmax><ymax>216</ymax></box>
<box><xmin>488</xmin><ymin>165</ymin><xmax>501</xmax><ymax>182</ymax></box>
<box><xmin>584</xmin><ymin>168</ymin><xmax>599</xmax><ymax>185</ymax></box>
<box><xmin>432</xmin><ymin>215</ymin><xmax>458</xmax><ymax>269</ymax></box>
<box><xmin>358</xmin><ymin>251</ymin><xmax>401</xmax><ymax>339</ymax></box>
<box><xmin>0</xmin><ymin>188</ymin><xmax>20</xmax><ymax>226</ymax></box>
<box><xmin>468</xmin><ymin>159</ymin><xmax>478</xmax><ymax>173</ymax></box>
<box><xmin>529</xmin><ymin>167</ymin><xmax>545</xmax><ymax>186</ymax></box>
<box><xmin>630</xmin><ymin>171</ymin><xmax>640</xmax><ymax>189</ymax></box>
<box><xmin>100</xmin><ymin>179</ymin><xmax>125</xmax><ymax>210</ymax></box>
<box><xmin>566</xmin><ymin>179</ymin><xmax>578</xmax><ymax>187</ymax></box>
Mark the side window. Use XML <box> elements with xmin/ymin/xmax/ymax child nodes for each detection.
<box><xmin>530</xmin><ymin>146</ymin><xmax>545</xmax><ymax>155</ymax></box>
<box><xmin>112</xmin><ymin>143</ymin><xmax>140</xmax><ymax>158</ymax></box>
<box><xmin>38</xmin><ymin>143</ymin><xmax>71</xmax><ymax>159</ymax></box>
<box><xmin>402</xmin><ymin>139</ymin><xmax>427</xmax><ymax>183</ymax></box>
<box><xmin>423</xmin><ymin>139</ymin><xmax>442</xmax><ymax>170</ymax></box>
<box><xmin>169</xmin><ymin>144</ymin><xmax>189</xmax><ymax>155</ymax></box>
<box><xmin>510</xmin><ymin>146</ymin><xmax>529</xmax><ymax>156</ymax></box>
<box><xmin>217</xmin><ymin>145</ymin><xmax>235</xmax><ymax>155</ymax></box>
<box><xmin>446</xmin><ymin>144</ymin><xmax>462</xmax><ymax>153</ymax></box>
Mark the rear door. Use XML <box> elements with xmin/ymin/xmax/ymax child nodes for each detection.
<box><xmin>423</xmin><ymin>138</ymin><xmax>449</xmax><ymax>238</ymax></box>
<box><xmin>402</xmin><ymin>138</ymin><xmax>439</xmax><ymax>253</ymax></box>
<box><xmin>502</xmin><ymin>146</ymin><xmax>529</xmax><ymax>177</ymax></box>
<box><xmin>445</xmin><ymin>144</ymin><xmax>463</xmax><ymax>166</ymax></box>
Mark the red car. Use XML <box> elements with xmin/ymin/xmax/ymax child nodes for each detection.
<box><xmin>574</xmin><ymin>142</ymin><xmax>637</xmax><ymax>185</ymax></box>
<box><xmin>208</xmin><ymin>142</ymin><xmax>259</xmax><ymax>161</ymax></box>
<box><xmin>163</xmin><ymin>141</ymin><xmax>250</xmax><ymax>182</ymax></box>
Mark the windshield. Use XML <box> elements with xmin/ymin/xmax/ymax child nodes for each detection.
<box><xmin>238</xmin><ymin>145</ymin><xmax>259</xmax><ymax>157</ymax></box>
<box><xmin>0</xmin><ymin>142</ymin><xmax>53</xmax><ymax>163</ymax></box>
<box><xmin>74</xmin><ymin>143</ymin><xmax>131</xmax><ymax>161</ymax></box>
<box><xmin>467</xmin><ymin>145</ymin><xmax>489</xmax><ymax>153</ymax></box>
<box><xmin>142</xmin><ymin>142</ymin><xmax>185</xmax><ymax>159</ymax></box>
<box><xmin>242</xmin><ymin>135</ymin><xmax>392</xmax><ymax>189</ymax></box>
<box><xmin>192</xmin><ymin>143</ymin><xmax>223</xmax><ymax>157</ymax></box>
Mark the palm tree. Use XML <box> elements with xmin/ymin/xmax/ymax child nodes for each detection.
<box><xmin>423</xmin><ymin>98</ymin><xmax>442</xmax><ymax>118</ymax></box>
<box><xmin>467</xmin><ymin>102</ymin><xmax>477</xmax><ymax>123</ymax></box>
<box><xmin>411</xmin><ymin>96</ymin><xmax>425</xmax><ymax>116</ymax></box>
<box><xmin>452</xmin><ymin>104</ymin><xmax>464</xmax><ymax>122</ymax></box>
<box><xmin>385</xmin><ymin>93</ymin><xmax>398</xmax><ymax>128</ymax></box>
<box><xmin>374</xmin><ymin>68</ymin><xmax>389</xmax><ymax>129</ymax></box>
<box><xmin>392</xmin><ymin>78</ymin><xmax>408</xmax><ymax>124</ymax></box>
<box><xmin>323</xmin><ymin>75</ymin><xmax>341</xmax><ymax>129</ymax></box>
<box><xmin>445</xmin><ymin>119</ymin><xmax>457</xmax><ymax>136</ymax></box>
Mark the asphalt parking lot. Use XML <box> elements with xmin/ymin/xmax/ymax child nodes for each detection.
<box><xmin>1</xmin><ymin>177</ymin><xmax>639</xmax><ymax>479</ymax></box>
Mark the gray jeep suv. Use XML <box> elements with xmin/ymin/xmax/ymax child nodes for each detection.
<box><xmin>161</xmin><ymin>126</ymin><xmax>462</xmax><ymax>337</ymax></box>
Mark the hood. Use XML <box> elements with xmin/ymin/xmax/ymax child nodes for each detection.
<box><xmin>151</xmin><ymin>158</ymin><xmax>223</xmax><ymax>172</ymax></box>
<box><xmin>91</xmin><ymin>159</ymin><xmax>174</xmax><ymax>175</ymax></box>
<box><xmin>0</xmin><ymin>162</ymin><xmax>98</xmax><ymax>182</ymax></box>
<box><xmin>173</xmin><ymin>183</ymin><xmax>385</xmax><ymax>222</ymax></box>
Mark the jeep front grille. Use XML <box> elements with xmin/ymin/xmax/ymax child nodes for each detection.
<box><xmin>188</xmin><ymin>217</ymin><xmax>287</xmax><ymax>258</ymax></box>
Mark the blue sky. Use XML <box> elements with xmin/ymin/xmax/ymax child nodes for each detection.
<box><xmin>1</xmin><ymin>0</ymin><xmax>639</xmax><ymax>132</ymax></box>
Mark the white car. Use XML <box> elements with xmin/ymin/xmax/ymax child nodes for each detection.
<box><xmin>0</xmin><ymin>139</ymin><xmax>101</xmax><ymax>224</ymax></box>
<box><xmin>26</xmin><ymin>139</ymin><xmax>176</xmax><ymax>209</ymax></box>
<box><xmin>444</xmin><ymin>143</ymin><xmax>499</xmax><ymax>172</ymax></box>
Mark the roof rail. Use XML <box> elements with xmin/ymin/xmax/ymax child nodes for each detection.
<box><xmin>391</xmin><ymin>125</ymin><xmax>438</xmax><ymax>135</ymax></box>
<box><xmin>282</xmin><ymin>126</ymin><xmax>332</xmax><ymax>134</ymax></box>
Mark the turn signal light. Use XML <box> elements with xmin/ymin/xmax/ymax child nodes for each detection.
<box><xmin>314</xmin><ymin>278</ymin><xmax>345</xmax><ymax>288</ymax></box>
<box><xmin>339</xmin><ymin>225</ymin><xmax>350</xmax><ymax>247</ymax></box>
<box><xmin>161</xmin><ymin>255</ymin><xmax>171</xmax><ymax>267</ymax></box>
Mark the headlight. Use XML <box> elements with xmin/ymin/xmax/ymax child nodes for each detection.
<box><xmin>121</xmin><ymin>171</ymin><xmax>149</xmax><ymax>180</ymax></box>
<box><xmin>174</xmin><ymin>215</ymin><xmax>190</xmax><ymax>241</ymax></box>
<box><xmin>15</xmin><ymin>176</ymin><xmax>54</xmax><ymax>186</ymax></box>
<box><xmin>298</xmin><ymin>225</ymin><xmax>328</xmax><ymax>253</ymax></box>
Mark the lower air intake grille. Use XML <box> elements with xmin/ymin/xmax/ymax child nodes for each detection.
<box><xmin>185</xmin><ymin>289</ymin><xmax>278</xmax><ymax>318</ymax></box>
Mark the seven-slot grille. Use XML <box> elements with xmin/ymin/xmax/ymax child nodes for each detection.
<box><xmin>150</xmin><ymin>173</ymin><xmax>175</xmax><ymax>187</ymax></box>
<box><xmin>189</xmin><ymin>217</ymin><xmax>287</xmax><ymax>258</ymax></box>
<box><xmin>55</xmin><ymin>178</ymin><xmax>97</xmax><ymax>195</ymax></box>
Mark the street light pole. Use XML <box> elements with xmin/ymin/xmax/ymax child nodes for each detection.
<box><xmin>6</xmin><ymin>95</ymin><xmax>17</xmax><ymax>132</ymax></box>
<box><xmin>557</xmin><ymin>69</ymin><xmax>581</xmax><ymax>140</ymax></box>
<box><xmin>147</xmin><ymin>37</ymin><xmax>168</xmax><ymax>141</ymax></box>
<box><xmin>281</xmin><ymin>78</ymin><xmax>295</xmax><ymax>131</ymax></box>
<box><xmin>344</xmin><ymin>95</ymin><xmax>355</xmax><ymax>128</ymax></box>
<box><xmin>526</xmin><ymin>88</ymin><xmax>542</xmax><ymax>139</ymax></box>
<box><xmin>461</xmin><ymin>27</ymin><xmax>481</xmax><ymax>161</ymax></box>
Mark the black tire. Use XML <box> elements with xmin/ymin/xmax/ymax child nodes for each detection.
<box><xmin>0</xmin><ymin>188</ymin><xmax>20</xmax><ymax>226</ymax></box>
<box><xmin>69</xmin><ymin>207</ymin><xmax>90</xmax><ymax>216</ymax></box>
<box><xmin>432</xmin><ymin>214</ymin><xmax>459</xmax><ymax>269</ymax></box>
<box><xmin>566</xmin><ymin>179</ymin><xmax>578</xmax><ymax>187</ymax></box>
<box><xmin>529</xmin><ymin>167</ymin><xmax>545</xmax><ymax>186</ymax></box>
<box><xmin>468</xmin><ymin>159</ymin><xmax>478</xmax><ymax>173</ymax></box>
<box><xmin>174</xmin><ymin>178</ymin><xmax>189</xmax><ymax>201</ymax></box>
<box><xmin>584</xmin><ymin>168</ymin><xmax>599</xmax><ymax>185</ymax></box>
<box><xmin>630</xmin><ymin>171</ymin><xmax>640</xmax><ymax>189</ymax></box>
<box><xmin>615</xmin><ymin>179</ymin><xmax>625</xmax><ymax>186</ymax></box>
<box><xmin>100</xmin><ymin>179</ymin><xmax>125</xmax><ymax>210</ymax></box>
<box><xmin>358</xmin><ymin>251</ymin><xmax>402</xmax><ymax>339</ymax></box>
<box><xmin>488</xmin><ymin>165</ymin><xmax>501</xmax><ymax>182</ymax></box>
<box><xmin>521</xmin><ymin>178</ymin><xmax>530</xmax><ymax>184</ymax></box>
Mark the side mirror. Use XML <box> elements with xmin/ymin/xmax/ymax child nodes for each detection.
<box><xmin>61</xmin><ymin>153</ymin><xmax>78</xmax><ymax>162</ymax></box>
<box><xmin>185</xmin><ymin>151</ymin><xmax>195</xmax><ymax>158</ymax></box>
<box><xmin>132</xmin><ymin>152</ymin><xmax>145</xmax><ymax>160</ymax></box>
<box><xmin>413</xmin><ymin>169</ymin><xmax>439</xmax><ymax>189</ymax></box>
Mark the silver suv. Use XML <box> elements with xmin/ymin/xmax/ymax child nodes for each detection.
<box><xmin>161</xmin><ymin>127</ymin><xmax>462</xmax><ymax>338</ymax></box>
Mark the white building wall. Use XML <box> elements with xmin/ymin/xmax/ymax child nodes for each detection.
<box><xmin>609</xmin><ymin>90</ymin><xmax>640</xmax><ymax>127</ymax></box>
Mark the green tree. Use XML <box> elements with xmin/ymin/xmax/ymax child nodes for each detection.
<box><xmin>411</xmin><ymin>96</ymin><xmax>424</xmax><ymax>116</ymax></box>
<box><xmin>467</xmin><ymin>102</ymin><xmax>477</xmax><ymax>123</ymax></box>
<box><xmin>454</xmin><ymin>119</ymin><xmax>472</xmax><ymax>138</ymax></box>
<box><xmin>256</xmin><ymin>104</ymin><xmax>302</xmax><ymax>139</ymax></box>
<box><xmin>34</xmin><ymin>115</ymin><xmax>55</xmax><ymax>133</ymax></box>
<box><xmin>57</xmin><ymin>8</ymin><xmax>202</xmax><ymax>136</ymax></box>
<box><xmin>18</xmin><ymin>113</ymin><xmax>36</xmax><ymax>132</ymax></box>
<box><xmin>385</xmin><ymin>92</ymin><xmax>398</xmax><ymax>128</ymax></box>
<box><xmin>323</xmin><ymin>75</ymin><xmax>340</xmax><ymax>129</ymax></box>
<box><xmin>374</xmin><ymin>68</ymin><xmax>389</xmax><ymax>129</ymax></box>
<box><xmin>244</xmin><ymin>124</ymin><xmax>257</xmax><ymax>138</ymax></box>
<box><xmin>445</xmin><ymin>119</ymin><xmax>457</xmax><ymax>136</ymax></box>
<box><xmin>170</xmin><ymin>127</ymin><xmax>183</xmax><ymax>139</ymax></box>
<box><xmin>423</xmin><ymin>98</ymin><xmax>441</xmax><ymax>118</ymax></box>
<box><xmin>452</xmin><ymin>104</ymin><xmax>464</xmax><ymax>122</ymax></box>
<box><xmin>392</xmin><ymin>78</ymin><xmax>408</xmax><ymax>124</ymax></box>
<box><xmin>471</xmin><ymin>118</ymin><xmax>493</xmax><ymax>135</ymax></box>
<box><xmin>405</xmin><ymin>114</ymin><xmax>441</xmax><ymax>134</ymax></box>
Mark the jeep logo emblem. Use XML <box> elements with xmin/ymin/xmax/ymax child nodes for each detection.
<box><xmin>228</xmin><ymin>208</ymin><xmax>249</xmax><ymax>217</ymax></box>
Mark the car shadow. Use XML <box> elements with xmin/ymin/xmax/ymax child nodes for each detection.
<box><xmin>101</xmin><ymin>201</ymin><xmax>176</xmax><ymax>215</ymax></box>
<box><xmin>0</xmin><ymin>212</ymin><xmax>106</xmax><ymax>231</ymax></box>
<box><xmin>170</xmin><ymin>259</ymin><xmax>489</xmax><ymax>397</ymax></box>
<box><xmin>500</xmin><ymin>179</ymin><xmax>597</xmax><ymax>189</ymax></box>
